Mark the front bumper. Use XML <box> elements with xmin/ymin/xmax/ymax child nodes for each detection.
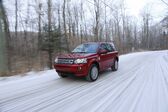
<box><xmin>54</xmin><ymin>63</ymin><xmax>89</xmax><ymax>77</ymax></box>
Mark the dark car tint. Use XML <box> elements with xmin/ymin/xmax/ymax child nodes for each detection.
<box><xmin>72</xmin><ymin>43</ymin><xmax>99</xmax><ymax>53</ymax></box>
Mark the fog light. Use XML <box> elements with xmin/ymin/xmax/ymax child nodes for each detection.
<box><xmin>78</xmin><ymin>67</ymin><xmax>82</xmax><ymax>71</ymax></box>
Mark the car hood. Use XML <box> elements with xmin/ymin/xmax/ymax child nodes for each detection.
<box><xmin>57</xmin><ymin>53</ymin><xmax>97</xmax><ymax>59</ymax></box>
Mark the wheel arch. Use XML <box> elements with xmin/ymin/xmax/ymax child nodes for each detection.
<box><xmin>116</xmin><ymin>56</ymin><xmax>119</xmax><ymax>62</ymax></box>
<box><xmin>91</xmin><ymin>61</ymin><xmax>100</xmax><ymax>71</ymax></box>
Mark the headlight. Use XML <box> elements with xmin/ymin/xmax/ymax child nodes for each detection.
<box><xmin>74</xmin><ymin>58</ymin><xmax>87</xmax><ymax>64</ymax></box>
<box><xmin>55</xmin><ymin>57</ymin><xmax>58</xmax><ymax>63</ymax></box>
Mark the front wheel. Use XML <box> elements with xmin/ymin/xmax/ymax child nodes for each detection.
<box><xmin>57</xmin><ymin>72</ymin><xmax>68</xmax><ymax>78</ymax></box>
<box><xmin>86</xmin><ymin>64</ymin><xmax>99</xmax><ymax>82</ymax></box>
<box><xmin>111</xmin><ymin>60</ymin><xmax>118</xmax><ymax>71</ymax></box>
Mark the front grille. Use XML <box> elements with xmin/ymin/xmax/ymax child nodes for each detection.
<box><xmin>57</xmin><ymin>59</ymin><xmax>74</xmax><ymax>64</ymax></box>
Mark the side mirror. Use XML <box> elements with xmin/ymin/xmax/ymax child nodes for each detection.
<box><xmin>99</xmin><ymin>49</ymin><xmax>108</xmax><ymax>54</ymax></box>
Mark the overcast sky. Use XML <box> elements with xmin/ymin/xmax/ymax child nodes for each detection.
<box><xmin>125</xmin><ymin>0</ymin><xmax>167</xmax><ymax>21</ymax></box>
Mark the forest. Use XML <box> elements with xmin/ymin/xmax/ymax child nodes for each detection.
<box><xmin>0</xmin><ymin>0</ymin><xmax>168</xmax><ymax>76</ymax></box>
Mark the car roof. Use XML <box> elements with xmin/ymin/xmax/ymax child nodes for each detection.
<box><xmin>83</xmin><ymin>42</ymin><xmax>114</xmax><ymax>45</ymax></box>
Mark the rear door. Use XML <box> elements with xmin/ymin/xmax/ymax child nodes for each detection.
<box><xmin>107</xmin><ymin>43</ymin><xmax>118</xmax><ymax>67</ymax></box>
<box><xmin>99</xmin><ymin>43</ymin><xmax>109</xmax><ymax>70</ymax></box>
<box><xmin>104</xmin><ymin>43</ymin><xmax>114</xmax><ymax>68</ymax></box>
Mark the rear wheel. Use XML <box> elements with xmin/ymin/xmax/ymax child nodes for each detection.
<box><xmin>86</xmin><ymin>64</ymin><xmax>99</xmax><ymax>82</ymax></box>
<box><xmin>57</xmin><ymin>72</ymin><xmax>68</xmax><ymax>78</ymax></box>
<box><xmin>111</xmin><ymin>59</ymin><xmax>118</xmax><ymax>71</ymax></box>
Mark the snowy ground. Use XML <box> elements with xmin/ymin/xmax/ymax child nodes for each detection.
<box><xmin>0</xmin><ymin>50</ymin><xmax>168</xmax><ymax>112</ymax></box>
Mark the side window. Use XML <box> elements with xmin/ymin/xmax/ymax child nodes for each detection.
<box><xmin>110</xmin><ymin>43</ymin><xmax>116</xmax><ymax>51</ymax></box>
<box><xmin>106</xmin><ymin>43</ymin><xmax>113</xmax><ymax>52</ymax></box>
<box><xmin>100</xmin><ymin>43</ymin><xmax>116</xmax><ymax>52</ymax></box>
<box><xmin>100</xmin><ymin>44</ymin><xmax>107</xmax><ymax>51</ymax></box>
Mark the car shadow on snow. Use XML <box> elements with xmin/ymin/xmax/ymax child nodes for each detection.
<box><xmin>58</xmin><ymin>69</ymin><xmax>115</xmax><ymax>82</ymax></box>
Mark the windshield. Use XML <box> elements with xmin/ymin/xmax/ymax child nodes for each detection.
<box><xmin>72</xmin><ymin>43</ymin><xmax>99</xmax><ymax>53</ymax></box>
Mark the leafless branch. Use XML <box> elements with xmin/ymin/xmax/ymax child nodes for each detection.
<box><xmin>161</xmin><ymin>0</ymin><xmax>168</xmax><ymax>6</ymax></box>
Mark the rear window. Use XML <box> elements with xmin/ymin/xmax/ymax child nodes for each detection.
<box><xmin>100</xmin><ymin>43</ymin><xmax>116</xmax><ymax>52</ymax></box>
<box><xmin>109</xmin><ymin>43</ymin><xmax>116</xmax><ymax>51</ymax></box>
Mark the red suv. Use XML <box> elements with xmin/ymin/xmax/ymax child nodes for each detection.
<box><xmin>54</xmin><ymin>42</ymin><xmax>119</xmax><ymax>81</ymax></box>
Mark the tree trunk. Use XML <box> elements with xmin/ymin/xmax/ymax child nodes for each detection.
<box><xmin>15</xmin><ymin>0</ymin><xmax>18</xmax><ymax>54</ymax></box>
<box><xmin>94</xmin><ymin>0</ymin><xmax>100</xmax><ymax>42</ymax></box>
<box><xmin>0</xmin><ymin>0</ymin><xmax>10</xmax><ymax>75</ymax></box>
<box><xmin>38</xmin><ymin>2</ymin><xmax>43</xmax><ymax>70</ymax></box>
<box><xmin>63</xmin><ymin>0</ymin><xmax>70</xmax><ymax>52</ymax></box>
<box><xmin>48</xmin><ymin>0</ymin><xmax>53</xmax><ymax>69</ymax></box>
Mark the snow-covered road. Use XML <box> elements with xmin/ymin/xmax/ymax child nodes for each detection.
<box><xmin>0</xmin><ymin>51</ymin><xmax>168</xmax><ymax>112</ymax></box>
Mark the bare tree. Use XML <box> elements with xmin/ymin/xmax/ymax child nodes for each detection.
<box><xmin>57</xmin><ymin>3</ymin><xmax>62</xmax><ymax>53</ymax></box>
<box><xmin>94</xmin><ymin>0</ymin><xmax>100</xmax><ymax>42</ymax></box>
<box><xmin>104</xmin><ymin>0</ymin><xmax>107</xmax><ymax>41</ymax></box>
<box><xmin>48</xmin><ymin>0</ymin><xmax>52</xmax><ymax>69</ymax></box>
<box><xmin>15</xmin><ymin>0</ymin><xmax>18</xmax><ymax>53</ymax></box>
<box><xmin>63</xmin><ymin>0</ymin><xmax>70</xmax><ymax>52</ymax></box>
<box><xmin>35</xmin><ymin>0</ymin><xmax>43</xmax><ymax>69</ymax></box>
<box><xmin>80</xmin><ymin>1</ymin><xmax>84</xmax><ymax>43</ymax></box>
<box><xmin>67</xmin><ymin>2</ymin><xmax>72</xmax><ymax>48</ymax></box>
<box><xmin>141</xmin><ymin>10</ymin><xmax>151</xmax><ymax>49</ymax></box>
<box><xmin>0</xmin><ymin>0</ymin><xmax>11</xmax><ymax>75</ymax></box>
<box><xmin>133</xmin><ymin>20</ymin><xmax>138</xmax><ymax>50</ymax></box>
<box><xmin>160</xmin><ymin>0</ymin><xmax>168</xmax><ymax>6</ymax></box>
<box><xmin>73</xmin><ymin>5</ymin><xmax>80</xmax><ymax>42</ymax></box>
<box><xmin>113</xmin><ymin>8</ymin><xmax>122</xmax><ymax>52</ymax></box>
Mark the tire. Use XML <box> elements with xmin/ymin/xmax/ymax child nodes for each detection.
<box><xmin>57</xmin><ymin>72</ymin><xmax>68</xmax><ymax>78</ymax></box>
<box><xmin>111</xmin><ymin>59</ymin><xmax>118</xmax><ymax>71</ymax></box>
<box><xmin>86</xmin><ymin>64</ymin><xmax>99</xmax><ymax>82</ymax></box>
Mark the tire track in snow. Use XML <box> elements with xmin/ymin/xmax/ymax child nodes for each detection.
<box><xmin>94</xmin><ymin>58</ymin><xmax>154</xmax><ymax>112</ymax></box>
<box><xmin>1</xmin><ymin>51</ymin><xmax>168</xmax><ymax>112</ymax></box>
<box><xmin>16</xmin><ymin>59</ymin><xmax>146</xmax><ymax>112</ymax></box>
<box><xmin>1</xmin><ymin>53</ymin><xmax>149</xmax><ymax>111</ymax></box>
<box><xmin>0</xmin><ymin>79</ymin><xmax>76</xmax><ymax>103</ymax></box>
<box><xmin>36</xmin><ymin>57</ymin><xmax>150</xmax><ymax>112</ymax></box>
